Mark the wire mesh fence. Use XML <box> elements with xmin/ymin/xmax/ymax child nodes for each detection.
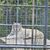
<box><xmin>0</xmin><ymin>0</ymin><xmax>49</xmax><ymax>50</ymax></box>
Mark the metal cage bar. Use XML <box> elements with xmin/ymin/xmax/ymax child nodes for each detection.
<box><xmin>0</xmin><ymin>0</ymin><xmax>49</xmax><ymax>50</ymax></box>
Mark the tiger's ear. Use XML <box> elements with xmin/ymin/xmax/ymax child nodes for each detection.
<box><xmin>12</xmin><ymin>22</ymin><xmax>15</xmax><ymax>29</ymax></box>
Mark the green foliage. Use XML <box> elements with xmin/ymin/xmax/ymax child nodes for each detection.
<box><xmin>1</xmin><ymin>26</ymin><xmax>11</xmax><ymax>37</ymax></box>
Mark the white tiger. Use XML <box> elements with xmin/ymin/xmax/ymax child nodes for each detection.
<box><xmin>6</xmin><ymin>22</ymin><xmax>44</xmax><ymax>45</ymax></box>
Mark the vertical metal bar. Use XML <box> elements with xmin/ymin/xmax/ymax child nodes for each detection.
<box><xmin>35</xmin><ymin>0</ymin><xmax>38</xmax><ymax>45</ymax></box>
<box><xmin>15</xmin><ymin>0</ymin><xmax>18</xmax><ymax>47</ymax></box>
<box><xmin>24</xmin><ymin>0</ymin><xmax>28</xmax><ymax>45</ymax></box>
<box><xmin>9</xmin><ymin>9</ymin><xmax>11</xmax><ymax>24</ymax></box>
<box><xmin>44</xmin><ymin>0</ymin><xmax>48</xmax><ymax>45</ymax></box>
<box><xmin>36</xmin><ymin>0</ymin><xmax>38</xmax><ymax>25</ymax></box>
<box><xmin>5</xmin><ymin>7</ymin><xmax>8</xmax><ymax>43</ymax></box>
<box><xmin>15</xmin><ymin>0</ymin><xmax>19</xmax><ymax>44</ymax></box>
<box><xmin>4</xmin><ymin>3</ymin><xmax>9</xmax><ymax>49</ymax></box>
<box><xmin>44</xmin><ymin>0</ymin><xmax>48</xmax><ymax>50</ymax></box>
<box><xmin>16</xmin><ymin>0</ymin><xmax>19</xmax><ymax>22</ymax></box>
<box><xmin>32</xmin><ymin>0</ymin><xmax>34</xmax><ymax>45</ymax></box>
<box><xmin>25</xmin><ymin>7</ymin><xmax>27</xmax><ymax>25</ymax></box>
<box><xmin>16</xmin><ymin>8</ymin><xmax>19</xmax><ymax>22</ymax></box>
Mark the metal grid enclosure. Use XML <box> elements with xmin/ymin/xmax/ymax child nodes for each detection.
<box><xmin>0</xmin><ymin>0</ymin><xmax>49</xmax><ymax>50</ymax></box>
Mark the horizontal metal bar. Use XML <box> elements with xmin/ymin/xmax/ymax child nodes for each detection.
<box><xmin>0</xmin><ymin>44</ymin><xmax>50</xmax><ymax>48</ymax></box>
<box><xmin>0</xmin><ymin>24</ymin><xmax>45</xmax><ymax>26</ymax></box>
<box><xmin>0</xmin><ymin>24</ymin><xmax>12</xmax><ymax>26</ymax></box>
<box><xmin>0</xmin><ymin>4</ymin><xmax>50</xmax><ymax>8</ymax></box>
<box><xmin>0</xmin><ymin>24</ymin><xmax>50</xmax><ymax>27</ymax></box>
